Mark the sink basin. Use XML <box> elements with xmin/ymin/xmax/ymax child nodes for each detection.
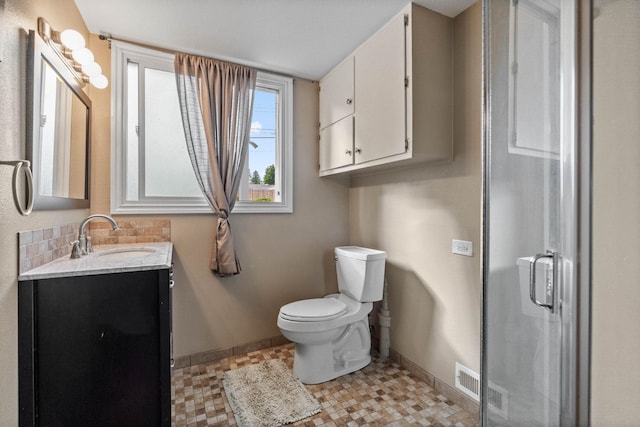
<box><xmin>94</xmin><ymin>247</ymin><xmax>157</xmax><ymax>260</ymax></box>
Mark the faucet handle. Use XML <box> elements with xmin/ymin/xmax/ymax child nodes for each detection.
<box><xmin>70</xmin><ymin>240</ymin><xmax>81</xmax><ymax>259</ymax></box>
<box><xmin>86</xmin><ymin>236</ymin><xmax>93</xmax><ymax>253</ymax></box>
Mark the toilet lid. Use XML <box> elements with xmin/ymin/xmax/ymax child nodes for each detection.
<box><xmin>279</xmin><ymin>298</ymin><xmax>347</xmax><ymax>322</ymax></box>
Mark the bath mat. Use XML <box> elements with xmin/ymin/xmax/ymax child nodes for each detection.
<box><xmin>222</xmin><ymin>359</ymin><xmax>321</xmax><ymax>427</ymax></box>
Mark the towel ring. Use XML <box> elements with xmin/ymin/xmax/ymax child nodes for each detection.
<box><xmin>1</xmin><ymin>160</ymin><xmax>34</xmax><ymax>216</ymax></box>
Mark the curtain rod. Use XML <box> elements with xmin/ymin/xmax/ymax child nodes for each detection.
<box><xmin>98</xmin><ymin>34</ymin><xmax>311</xmax><ymax>82</ymax></box>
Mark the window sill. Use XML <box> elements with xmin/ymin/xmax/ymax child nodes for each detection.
<box><xmin>110</xmin><ymin>201</ymin><xmax>293</xmax><ymax>215</ymax></box>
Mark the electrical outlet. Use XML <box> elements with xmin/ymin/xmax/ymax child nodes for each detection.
<box><xmin>452</xmin><ymin>240</ymin><xmax>473</xmax><ymax>256</ymax></box>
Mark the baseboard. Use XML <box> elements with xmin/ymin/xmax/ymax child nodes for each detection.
<box><xmin>173</xmin><ymin>335</ymin><xmax>290</xmax><ymax>369</ymax></box>
<box><xmin>388</xmin><ymin>348</ymin><xmax>480</xmax><ymax>417</ymax></box>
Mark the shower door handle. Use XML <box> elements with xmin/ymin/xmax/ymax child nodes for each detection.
<box><xmin>529</xmin><ymin>250</ymin><xmax>559</xmax><ymax>313</ymax></box>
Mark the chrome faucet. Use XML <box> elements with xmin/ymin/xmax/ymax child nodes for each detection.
<box><xmin>72</xmin><ymin>214</ymin><xmax>119</xmax><ymax>258</ymax></box>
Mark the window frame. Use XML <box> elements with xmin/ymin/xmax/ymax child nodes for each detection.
<box><xmin>111</xmin><ymin>41</ymin><xmax>293</xmax><ymax>214</ymax></box>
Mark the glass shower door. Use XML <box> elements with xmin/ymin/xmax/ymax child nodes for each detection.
<box><xmin>483</xmin><ymin>0</ymin><xmax>580</xmax><ymax>425</ymax></box>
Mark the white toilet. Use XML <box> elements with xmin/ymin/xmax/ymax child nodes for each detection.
<box><xmin>277</xmin><ymin>246</ymin><xmax>387</xmax><ymax>384</ymax></box>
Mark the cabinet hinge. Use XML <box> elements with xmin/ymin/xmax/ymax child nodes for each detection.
<box><xmin>405</xmin><ymin>138</ymin><xmax>409</xmax><ymax>151</ymax></box>
<box><xmin>404</xmin><ymin>14</ymin><xmax>409</xmax><ymax>26</ymax></box>
<box><xmin>405</xmin><ymin>77</ymin><xmax>409</xmax><ymax>88</ymax></box>
<box><xmin>512</xmin><ymin>62</ymin><xmax>518</xmax><ymax>75</ymax></box>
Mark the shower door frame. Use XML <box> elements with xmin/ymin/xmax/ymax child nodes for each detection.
<box><xmin>481</xmin><ymin>0</ymin><xmax>592</xmax><ymax>425</ymax></box>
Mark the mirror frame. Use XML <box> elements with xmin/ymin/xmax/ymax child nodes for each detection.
<box><xmin>26</xmin><ymin>30</ymin><xmax>91</xmax><ymax>210</ymax></box>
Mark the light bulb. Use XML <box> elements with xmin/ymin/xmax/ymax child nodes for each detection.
<box><xmin>90</xmin><ymin>74</ymin><xmax>108</xmax><ymax>89</ymax></box>
<box><xmin>71</xmin><ymin>48</ymin><xmax>94</xmax><ymax>65</ymax></box>
<box><xmin>82</xmin><ymin>61</ymin><xmax>102</xmax><ymax>77</ymax></box>
<box><xmin>59</xmin><ymin>29</ymin><xmax>85</xmax><ymax>50</ymax></box>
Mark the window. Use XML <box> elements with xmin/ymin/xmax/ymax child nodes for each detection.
<box><xmin>111</xmin><ymin>42</ymin><xmax>293</xmax><ymax>214</ymax></box>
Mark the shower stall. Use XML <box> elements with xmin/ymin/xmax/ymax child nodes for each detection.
<box><xmin>484</xmin><ymin>0</ymin><xmax>640</xmax><ymax>423</ymax></box>
<box><xmin>482</xmin><ymin>0</ymin><xmax>591</xmax><ymax>425</ymax></box>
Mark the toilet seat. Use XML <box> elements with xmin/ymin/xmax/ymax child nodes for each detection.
<box><xmin>279</xmin><ymin>298</ymin><xmax>347</xmax><ymax>322</ymax></box>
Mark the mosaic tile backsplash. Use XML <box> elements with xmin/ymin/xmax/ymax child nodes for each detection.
<box><xmin>18</xmin><ymin>219</ymin><xmax>171</xmax><ymax>274</ymax></box>
<box><xmin>18</xmin><ymin>224</ymin><xmax>78</xmax><ymax>274</ymax></box>
<box><xmin>88</xmin><ymin>218</ymin><xmax>171</xmax><ymax>246</ymax></box>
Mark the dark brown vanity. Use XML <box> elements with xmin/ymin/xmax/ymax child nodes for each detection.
<box><xmin>18</xmin><ymin>242</ymin><xmax>173</xmax><ymax>427</ymax></box>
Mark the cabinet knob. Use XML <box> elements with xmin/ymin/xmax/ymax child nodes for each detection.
<box><xmin>346</xmin><ymin>98</ymin><xmax>353</xmax><ymax>105</ymax></box>
<box><xmin>345</xmin><ymin>149</ymin><xmax>352</xmax><ymax>155</ymax></box>
<box><xmin>355</xmin><ymin>147</ymin><xmax>362</xmax><ymax>154</ymax></box>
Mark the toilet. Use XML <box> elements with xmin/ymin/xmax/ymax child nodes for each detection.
<box><xmin>277</xmin><ymin>246</ymin><xmax>387</xmax><ymax>384</ymax></box>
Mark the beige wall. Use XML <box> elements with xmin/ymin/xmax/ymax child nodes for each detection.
<box><xmin>0</xmin><ymin>0</ymin><xmax>91</xmax><ymax>423</ymax></box>
<box><xmin>89</xmin><ymin>37</ymin><xmax>350</xmax><ymax>357</ymax></box>
<box><xmin>591</xmin><ymin>0</ymin><xmax>640</xmax><ymax>423</ymax></box>
<box><xmin>349</xmin><ymin>3</ymin><xmax>482</xmax><ymax>390</ymax></box>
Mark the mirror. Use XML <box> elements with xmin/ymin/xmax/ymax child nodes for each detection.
<box><xmin>27</xmin><ymin>30</ymin><xmax>90</xmax><ymax>210</ymax></box>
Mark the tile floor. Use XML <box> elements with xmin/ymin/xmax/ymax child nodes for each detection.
<box><xmin>172</xmin><ymin>343</ymin><xmax>479</xmax><ymax>426</ymax></box>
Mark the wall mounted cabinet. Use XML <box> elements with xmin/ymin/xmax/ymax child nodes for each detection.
<box><xmin>318</xmin><ymin>3</ymin><xmax>452</xmax><ymax>176</ymax></box>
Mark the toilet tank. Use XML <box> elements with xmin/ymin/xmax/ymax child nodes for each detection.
<box><xmin>335</xmin><ymin>246</ymin><xmax>387</xmax><ymax>302</ymax></box>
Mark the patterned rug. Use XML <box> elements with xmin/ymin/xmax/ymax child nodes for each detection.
<box><xmin>222</xmin><ymin>359</ymin><xmax>321</xmax><ymax>426</ymax></box>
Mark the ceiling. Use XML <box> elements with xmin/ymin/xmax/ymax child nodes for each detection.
<box><xmin>74</xmin><ymin>0</ymin><xmax>477</xmax><ymax>80</ymax></box>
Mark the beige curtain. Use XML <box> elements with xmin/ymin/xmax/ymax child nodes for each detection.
<box><xmin>174</xmin><ymin>53</ymin><xmax>257</xmax><ymax>276</ymax></box>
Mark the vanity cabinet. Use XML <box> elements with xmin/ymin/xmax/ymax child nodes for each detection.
<box><xmin>19</xmin><ymin>268</ymin><xmax>172</xmax><ymax>427</ymax></box>
<box><xmin>318</xmin><ymin>3</ymin><xmax>452</xmax><ymax>176</ymax></box>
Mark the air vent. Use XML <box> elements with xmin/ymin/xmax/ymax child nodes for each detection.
<box><xmin>454</xmin><ymin>363</ymin><xmax>509</xmax><ymax>420</ymax></box>
<box><xmin>455</xmin><ymin>363</ymin><xmax>480</xmax><ymax>401</ymax></box>
<box><xmin>487</xmin><ymin>381</ymin><xmax>509</xmax><ymax>420</ymax></box>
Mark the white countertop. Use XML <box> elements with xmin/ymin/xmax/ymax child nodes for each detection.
<box><xmin>18</xmin><ymin>242</ymin><xmax>173</xmax><ymax>281</ymax></box>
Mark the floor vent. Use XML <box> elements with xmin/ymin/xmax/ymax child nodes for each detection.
<box><xmin>487</xmin><ymin>381</ymin><xmax>509</xmax><ymax>420</ymax></box>
<box><xmin>455</xmin><ymin>362</ymin><xmax>480</xmax><ymax>401</ymax></box>
<box><xmin>454</xmin><ymin>364</ymin><xmax>509</xmax><ymax>420</ymax></box>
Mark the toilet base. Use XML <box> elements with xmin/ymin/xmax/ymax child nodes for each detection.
<box><xmin>291</xmin><ymin>317</ymin><xmax>372</xmax><ymax>384</ymax></box>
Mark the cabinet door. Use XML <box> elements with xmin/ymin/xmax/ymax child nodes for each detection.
<box><xmin>354</xmin><ymin>11</ymin><xmax>407</xmax><ymax>164</ymax></box>
<box><xmin>319</xmin><ymin>56</ymin><xmax>354</xmax><ymax>129</ymax></box>
<box><xmin>319</xmin><ymin>115</ymin><xmax>354</xmax><ymax>171</ymax></box>
<box><xmin>23</xmin><ymin>270</ymin><xmax>171</xmax><ymax>427</ymax></box>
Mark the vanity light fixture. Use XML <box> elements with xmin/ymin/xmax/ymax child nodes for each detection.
<box><xmin>37</xmin><ymin>17</ymin><xmax>109</xmax><ymax>89</ymax></box>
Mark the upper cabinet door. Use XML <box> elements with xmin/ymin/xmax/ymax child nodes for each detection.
<box><xmin>354</xmin><ymin>11</ymin><xmax>406</xmax><ymax>164</ymax></box>
<box><xmin>319</xmin><ymin>56</ymin><xmax>354</xmax><ymax>129</ymax></box>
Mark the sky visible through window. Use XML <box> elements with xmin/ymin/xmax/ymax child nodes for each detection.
<box><xmin>249</xmin><ymin>89</ymin><xmax>276</xmax><ymax>183</ymax></box>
